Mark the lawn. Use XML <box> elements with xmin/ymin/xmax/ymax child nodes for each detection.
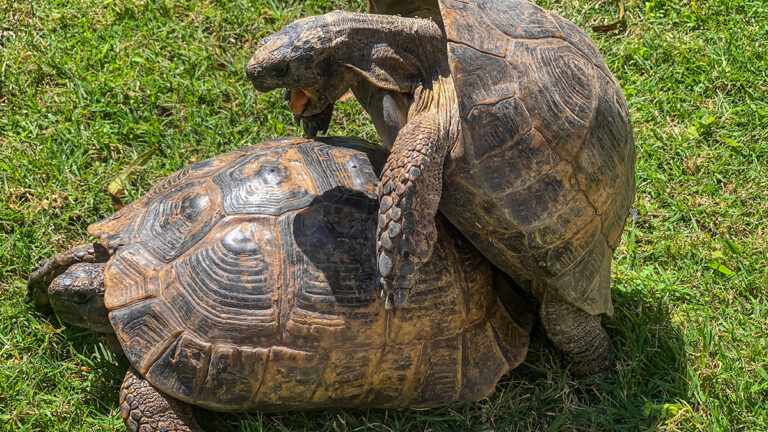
<box><xmin>1</xmin><ymin>0</ymin><xmax>766</xmax><ymax>430</ymax></box>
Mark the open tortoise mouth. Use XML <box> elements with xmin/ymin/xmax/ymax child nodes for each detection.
<box><xmin>288</xmin><ymin>88</ymin><xmax>310</xmax><ymax>116</ymax></box>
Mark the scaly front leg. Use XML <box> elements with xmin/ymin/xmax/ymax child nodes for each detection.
<box><xmin>377</xmin><ymin>113</ymin><xmax>449</xmax><ymax>308</ymax></box>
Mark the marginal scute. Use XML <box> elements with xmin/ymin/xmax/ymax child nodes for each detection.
<box><xmin>578</xmin><ymin>247</ymin><xmax>614</xmax><ymax>315</ymax></box>
<box><xmin>459</xmin><ymin>322</ymin><xmax>508</xmax><ymax>401</ymax></box>
<box><xmin>575</xmin><ymin>73</ymin><xmax>633</xmax><ymax>212</ymax></box>
<box><xmin>109</xmin><ymin>297</ymin><xmax>184</xmax><ymax>374</ymax></box>
<box><xmin>550</xmin><ymin>235</ymin><xmax>613</xmax><ymax>315</ymax></box>
<box><xmin>252</xmin><ymin>347</ymin><xmax>323</xmax><ymax>409</ymax></box>
<box><xmin>487</xmin><ymin>292</ymin><xmax>533</xmax><ymax>367</ymax></box>
<box><xmin>601</xmin><ymin>160</ymin><xmax>635</xmax><ymax>249</ymax></box>
<box><xmin>449</xmin><ymin>225</ymin><xmax>495</xmax><ymax>324</ymax></box>
<box><xmin>104</xmin><ymin>245</ymin><xmax>164</xmax><ymax>309</ymax></box>
<box><xmin>311</xmin><ymin>348</ymin><xmax>381</xmax><ymax>406</ymax></box>
<box><xmin>197</xmin><ymin>344</ymin><xmax>269</xmax><ymax>410</ymax></box>
<box><xmin>408</xmin><ymin>337</ymin><xmax>461</xmax><ymax>407</ymax></box>
<box><xmin>367</xmin><ymin>344</ymin><xmax>420</xmax><ymax>407</ymax></box>
<box><xmin>145</xmin><ymin>332</ymin><xmax>212</xmax><ymax>403</ymax></box>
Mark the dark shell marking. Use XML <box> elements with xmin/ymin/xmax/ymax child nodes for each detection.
<box><xmin>439</xmin><ymin>0</ymin><xmax>635</xmax><ymax>314</ymax></box>
<box><xmin>89</xmin><ymin>137</ymin><xmax>532</xmax><ymax>411</ymax></box>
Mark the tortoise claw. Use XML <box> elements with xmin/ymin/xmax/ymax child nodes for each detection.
<box><xmin>395</xmin><ymin>288</ymin><xmax>409</xmax><ymax>306</ymax></box>
<box><xmin>384</xmin><ymin>292</ymin><xmax>394</xmax><ymax>310</ymax></box>
<box><xmin>379</xmin><ymin>276</ymin><xmax>413</xmax><ymax>309</ymax></box>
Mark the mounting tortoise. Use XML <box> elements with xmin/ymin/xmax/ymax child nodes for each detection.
<box><xmin>245</xmin><ymin>0</ymin><xmax>635</xmax><ymax>376</ymax></box>
<box><xmin>26</xmin><ymin>137</ymin><xmax>534</xmax><ymax>432</ymax></box>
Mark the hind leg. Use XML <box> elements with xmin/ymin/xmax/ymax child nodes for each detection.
<box><xmin>537</xmin><ymin>288</ymin><xmax>615</xmax><ymax>377</ymax></box>
<box><xmin>120</xmin><ymin>367</ymin><xmax>203</xmax><ymax>432</ymax></box>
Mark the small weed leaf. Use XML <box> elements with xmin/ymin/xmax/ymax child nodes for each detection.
<box><xmin>591</xmin><ymin>1</ymin><xmax>625</xmax><ymax>33</ymax></box>
<box><xmin>707</xmin><ymin>261</ymin><xmax>734</xmax><ymax>276</ymax></box>
<box><xmin>643</xmin><ymin>400</ymin><xmax>693</xmax><ymax>422</ymax></box>
<box><xmin>107</xmin><ymin>146</ymin><xmax>158</xmax><ymax>209</ymax></box>
<box><xmin>695</xmin><ymin>113</ymin><xmax>717</xmax><ymax>134</ymax></box>
<box><xmin>720</xmin><ymin>137</ymin><xmax>741</xmax><ymax>147</ymax></box>
<box><xmin>722</xmin><ymin>238</ymin><xmax>740</xmax><ymax>255</ymax></box>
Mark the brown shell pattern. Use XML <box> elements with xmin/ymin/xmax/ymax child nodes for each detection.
<box><xmin>88</xmin><ymin>137</ymin><xmax>532</xmax><ymax>411</ymax></box>
<box><xmin>438</xmin><ymin>0</ymin><xmax>636</xmax><ymax>314</ymax></box>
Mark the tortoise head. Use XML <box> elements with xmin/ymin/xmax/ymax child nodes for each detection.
<box><xmin>48</xmin><ymin>263</ymin><xmax>112</xmax><ymax>333</ymax></box>
<box><xmin>246</xmin><ymin>13</ymin><xmax>359</xmax><ymax>120</ymax></box>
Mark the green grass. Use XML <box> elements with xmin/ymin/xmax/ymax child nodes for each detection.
<box><xmin>1</xmin><ymin>0</ymin><xmax>766</xmax><ymax>430</ymax></box>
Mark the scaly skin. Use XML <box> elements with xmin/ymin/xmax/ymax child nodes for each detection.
<box><xmin>538</xmin><ymin>287</ymin><xmax>615</xmax><ymax>376</ymax></box>
<box><xmin>120</xmin><ymin>367</ymin><xmax>203</xmax><ymax>432</ymax></box>
<box><xmin>377</xmin><ymin>114</ymin><xmax>442</xmax><ymax>306</ymax></box>
<box><xmin>47</xmin><ymin>262</ymin><xmax>113</xmax><ymax>332</ymax></box>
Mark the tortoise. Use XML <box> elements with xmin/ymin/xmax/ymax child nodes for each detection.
<box><xmin>245</xmin><ymin>0</ymin><xmax>635</xmax><ymax>375</ymax></box>
<box><xmin>26</xmin><ymin>137</ymin><xmax>534</xmax><ymax>432</ymax></box>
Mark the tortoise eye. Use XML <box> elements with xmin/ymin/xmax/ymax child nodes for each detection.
<box><xmin>72</xmin><ymin>291</ymin><xmax>92</xmax><ymax>305</ymax></box>
<box><xmin>272</xmin><ymin>62</ymin><xmax>290</xmax><ymax>78</ymax></box>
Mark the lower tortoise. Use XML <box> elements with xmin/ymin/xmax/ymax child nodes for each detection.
<box><xmin>27</xmin><ymin>137</ymin><xmax>534</xmax><ymax>432</ymax></box>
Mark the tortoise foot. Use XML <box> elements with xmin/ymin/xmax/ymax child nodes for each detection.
<box><xmin>539</xmin><ymin>290</ymin><xmax>616</xmax><ymax>377</ymax></box>
<box><xmin>120</xmin><ymin>367</ymin><xmax>203</xmax><ymax>432</ymax></box>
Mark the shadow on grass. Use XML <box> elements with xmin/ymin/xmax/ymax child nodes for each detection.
<box><xmin>493</xmin><ymin>287</ymin><xmax>691</xmax><ymax>431</ymax></box>
<box><xmin>49</xmin><ymin>320</ymin><xmax>130</xmax><ymax>414</ymax></box>
<box><xmin>191</xmin><ymin>287</ymin><xmax>688</xmax><ymax>432</ymax></box>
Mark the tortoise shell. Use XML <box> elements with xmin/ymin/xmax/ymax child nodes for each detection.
<box><xmin>88</xmin><ymin>137</ymin><xmax>532</xmax><ymax>411</ymax></box>
<box><xmin>371</xmin><ymin>0</ymin><xmax>635</xmax><ymax>315</ymax></box>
